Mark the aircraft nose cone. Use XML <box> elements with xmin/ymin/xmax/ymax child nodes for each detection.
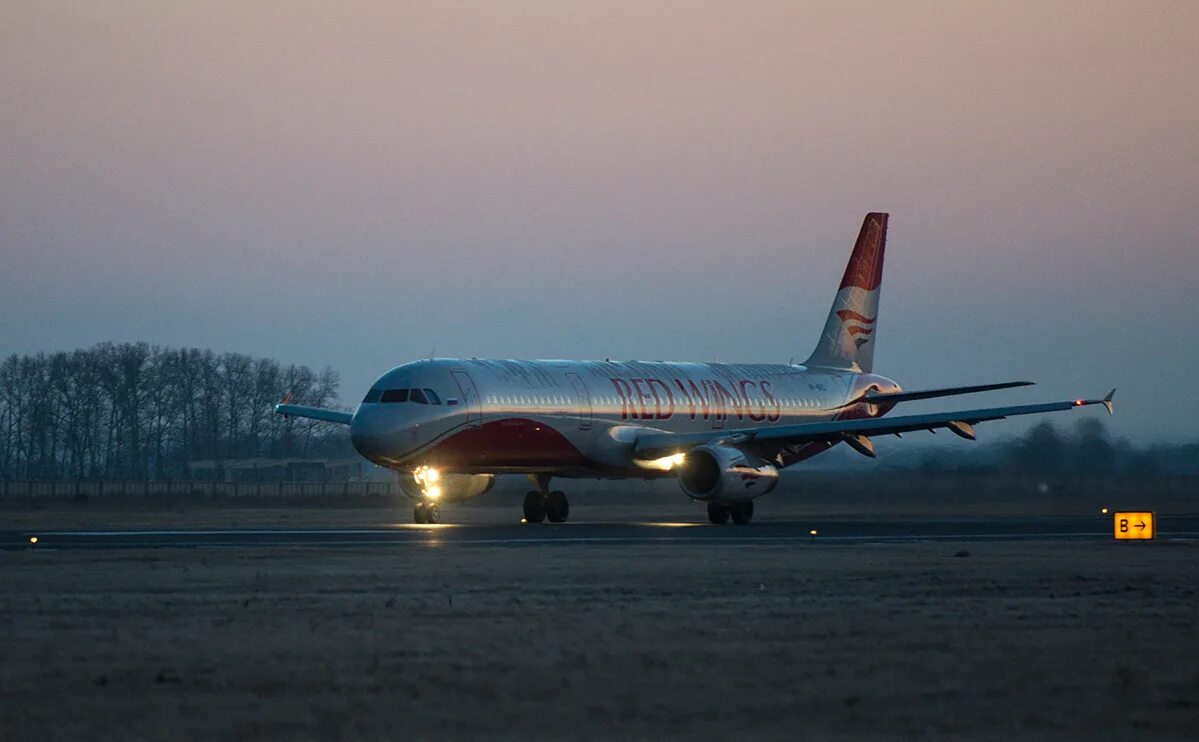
<box><xmin>350</xmin><ymin>429</ymin><xmax>385</xmax><ymax>458</ymax></box>
<box><xmin>350</xmin><ymin>409</ymin><xmax>392</xmax><ymax>460</ymax></box>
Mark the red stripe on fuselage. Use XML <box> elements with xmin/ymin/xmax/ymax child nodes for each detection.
<box><xmin>419</xmin><ymin>418</ymin><xmax>587</xmax><ymax>469</ymax></box>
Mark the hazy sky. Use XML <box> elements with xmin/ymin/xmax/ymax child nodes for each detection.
<box><xmin>2</xmin><ymin>1</ymin><xmax>1197</xmax><ymax>443</ymax></box>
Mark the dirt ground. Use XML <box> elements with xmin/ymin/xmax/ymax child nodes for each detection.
<box><xmin>2</xmin><ymin>535</ymin><xmax>1197</xmax><ymax>740</ymax></box>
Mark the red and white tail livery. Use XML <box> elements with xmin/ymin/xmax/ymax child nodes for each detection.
<box><xmin>805</xmin><ymin>212</ymin><xmax>886</xmax><ymax>372</ymax></box>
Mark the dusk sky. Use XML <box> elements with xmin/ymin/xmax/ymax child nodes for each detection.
<box><xmin>2</xmin><ymin>1</ymin><xmax>1197</xmax><ymax>442</ymax></box>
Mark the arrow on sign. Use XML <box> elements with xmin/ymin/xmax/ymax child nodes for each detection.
<box><xmin>1135</xmin><ymin>521</ymin><xmax>1146</xmax><ymax>530</ymax></box>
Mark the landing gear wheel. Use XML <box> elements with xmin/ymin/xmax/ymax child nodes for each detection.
<box><xmin>413</xmin><ymin>503</ymin><xmax>428</xmax><ymax>524</ymax></box>
<box><xmin>707</xmin><ymin>503</ymin><xmax>731</xmax><ymax>524</ymax></box>
<box><xmin>730</xmin><ymin>501</ymin><xmax>754</xmax><ymax>525</ymax></box>
<box><xmin>522</xmin><ymin>491</ymin><xmax>546</xmax><ymax>523</ymax></box>
<box><xmin>423</xmin><ymin>503</ymin><xmax>440</xmax><ymax>524</ymax></box>
<box><xmin>545</xmin><ymin>490</ymin><xmax>570</xmax><ymax>523</ymax></box>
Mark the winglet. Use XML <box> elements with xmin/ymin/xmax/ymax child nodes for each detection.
<box><xmin>1071</xmin><ymin>389</ymin><xmax>1117</xmax><ymax>416</ymax></box>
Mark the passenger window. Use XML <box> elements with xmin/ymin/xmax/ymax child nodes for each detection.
<box><xmin>381</xmin><ymin>389</ymin><xmax>409</xmax><ymax>403</ymax></box>
<box><xmin>363</xmin><ymin>388</ymin><xmax>383</xmax><ymax>403</ymax></box>
<box><xmin>424</xmin><ymin>388</ymin><xmax>441</xmax><ymax>404</ymax></box>
<box><xmin>410</xmin><ymin>388</ymin><xmax>428</xmax><ymax>404</ymax></box>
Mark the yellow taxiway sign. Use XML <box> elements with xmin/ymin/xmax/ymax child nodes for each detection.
<box><xmin>1113</xmin><ymin>512</ymin><xmax>1154</xmax><ymax>540</ymax></box>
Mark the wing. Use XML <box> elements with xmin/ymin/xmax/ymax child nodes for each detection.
<box><xmin>845</xmin><ymin>380</ymin><xmax>1033</xmax><ymax>407</ymax></box>
<box><xmin>634</xmin><ymin>389</ymin><xmax>1116</xmax><ymax>461</ymax></box>
<box><xmin>275</xmin><ymin>403</ymin><xmax>354</xmax><ymax>426</ymax></box>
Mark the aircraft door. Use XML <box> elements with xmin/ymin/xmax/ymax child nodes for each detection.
<box><xmin>712</xmin><ymin>382</ymin><xmax>725</xmax><ymax>430</ymax></box>
<box><xmin>450</xmin><ymin>369</ymin><xmax>482</xmax><ymax>428</ymax></box>
<box><xmin>566</xmin><ymin>372</ymin><xmax>592</xmax><ymax>430</ymax></box>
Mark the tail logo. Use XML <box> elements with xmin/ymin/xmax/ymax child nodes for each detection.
<box><xmin>836</xmin><ymin>309</ymin><xmax>877</xmax><ymax>347</ymax></box>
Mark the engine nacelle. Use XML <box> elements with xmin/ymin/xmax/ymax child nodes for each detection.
<box><xmin>398</xmin><ymin>470</ymin><xmax>495</xmax><ymax>503</ymax></box>
<box><xmin>677</xmin><ymin>445</ymin><xmax>779</xmax><ymax>502</ymax></box>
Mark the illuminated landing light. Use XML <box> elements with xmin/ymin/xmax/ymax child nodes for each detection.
<box><xmin>643</xmin><ymin>452</ymin><xmax>687</xmax><ymax>471</ymax></box>
<box><xmin>412</xmin><ymin>465</ymin><xmax>442</xmax><ymax>499</ymax></box>
<box><xmin>29</xmin><ymin>536</ymin><xmax>38</xmax><ymax>545</ymax></box>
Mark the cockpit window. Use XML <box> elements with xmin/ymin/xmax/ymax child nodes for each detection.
<box><xmin>381</xmin><ymin>389</ymin><xmax>409</xmax><ymax>403</ymax></box>
<box><xmin>376</xmin><ymin>387</ymin><xmax>443</xmax><ymax>404</ymax></box>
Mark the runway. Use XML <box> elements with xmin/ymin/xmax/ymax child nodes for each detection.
<box><xmin>6</xmin><ymin>514</ymin><xmax>1198</xmax><ymax>550</ymax></box>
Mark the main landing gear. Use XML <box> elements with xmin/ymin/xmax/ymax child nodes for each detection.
<box><xmin>523</xmin><ymin>474</ymin><xmax>569</xmax><ymax>523</ymax></box>
<box><xmin>707</xmin><ymin>501</ymin><xmax>754</xmax><ymax>525</ymax></box>
<box><xmin>413</xmin><ymin>501</ymin><xmax>441</xmax><ymax>524</ymax></box>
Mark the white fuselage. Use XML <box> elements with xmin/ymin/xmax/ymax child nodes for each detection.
<box><xmin>350</xmin><ymin>359</ymin><xmax>900</xmax><ymax>486</ymax></box>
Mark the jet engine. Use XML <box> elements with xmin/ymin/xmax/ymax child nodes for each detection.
<box><xmin>677</xmin><ymin>445</ymin><xmax>779</xmax><ymax>502</ymax></box>
<box><xmin>398</xmin><ymin>469</ymin><xmax>495</xmax><ymax>503</ymax></box>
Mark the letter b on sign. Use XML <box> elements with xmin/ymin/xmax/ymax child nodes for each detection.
<box><xmin>1113</xmin><ymin>511</ymin><xmax>1154</xmax><ymax>540</ymax></box>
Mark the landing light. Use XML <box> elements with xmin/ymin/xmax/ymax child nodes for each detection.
<box><xmin>412</xmin><ymin>465</ymin><xmax>443</xmax><ymax>499</ymax></box>
<box><xmin>644</xmin><ymin>452</ymin><xmax>687</xmax><ymax>471</ymax></box>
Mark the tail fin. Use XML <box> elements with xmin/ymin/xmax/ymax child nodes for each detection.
<box><xmin>803</xmin><ymin>212</ymin><xmax>888</xmax><ymax>373</ymax></box>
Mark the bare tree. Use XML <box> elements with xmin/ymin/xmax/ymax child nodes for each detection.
<box><xmin>0</xmin><ymin>343</ymin><xmax>344</xmax><ymax>481</ymax></box>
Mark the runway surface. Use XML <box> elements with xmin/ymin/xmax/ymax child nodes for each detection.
<box><xmin>6</xmin><ymin>514</ymin><xmax>1198</xmax><ymax>550</ymax></box>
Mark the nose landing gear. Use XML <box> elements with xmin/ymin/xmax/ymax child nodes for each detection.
<box><xmin>413</xmin><ymin>501</ymin><xmax>441</xmax><ymax>524</ymax></box>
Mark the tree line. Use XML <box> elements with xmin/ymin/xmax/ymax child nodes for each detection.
<box><xmin>0</xmin><ymin>343</ymin><xmax>345</xmax><ymax>481</ymax></box>
<box><xmin>910</xmin><ymin>418</ymin><xmax>1186</xmax><ymax>476</ymax></box>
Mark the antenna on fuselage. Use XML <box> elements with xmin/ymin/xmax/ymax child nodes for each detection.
<box><xmin>429</xmin><ymin>346</ymin><xmax>436</xmax><ymax>359</ymax></box>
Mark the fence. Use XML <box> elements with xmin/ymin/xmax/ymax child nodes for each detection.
<box><xmin>0</xmin><ymin>480</ymin><xmax>400</xmax><ymax>500</ymax></box>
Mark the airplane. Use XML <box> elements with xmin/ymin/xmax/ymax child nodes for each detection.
<box><xmin>277</xmin><ymin>213</ymin><xmax>1115</xmax><ymax>525</ymax></box>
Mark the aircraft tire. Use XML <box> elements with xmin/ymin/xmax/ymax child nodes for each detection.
<box><xmin>413</xmin><ymin>503</ymin><xmax>428</xmax><ymax>524</ymax></box>
<box><xmin>424</xmin><ymin>503</ymin><xmax>440</xmax><ymax>524</ymax></box>
<box><xmin>707</xmin><ymin>503</ymin><xmax>730</xmax><ymax>524</ymax></box>
<box><xmin>545</xmin><ymin>491</ymin><xmax>569</xmax><ymax>523</ymax></box>
<box><xmin>730</xmin><ymin>501</ymin><xmax>754</xmax><ymax>525</ymax></box>
<box><xmin>523</xmin><ymin>491</ymin><xmax>546</xmax><ymax>523</ymax></box>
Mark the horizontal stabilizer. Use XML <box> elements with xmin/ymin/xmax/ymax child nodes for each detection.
<box><xmin>275</xmin><ymin>404</ymin><xmax>353</xmax><ymax>425</ymax></box>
